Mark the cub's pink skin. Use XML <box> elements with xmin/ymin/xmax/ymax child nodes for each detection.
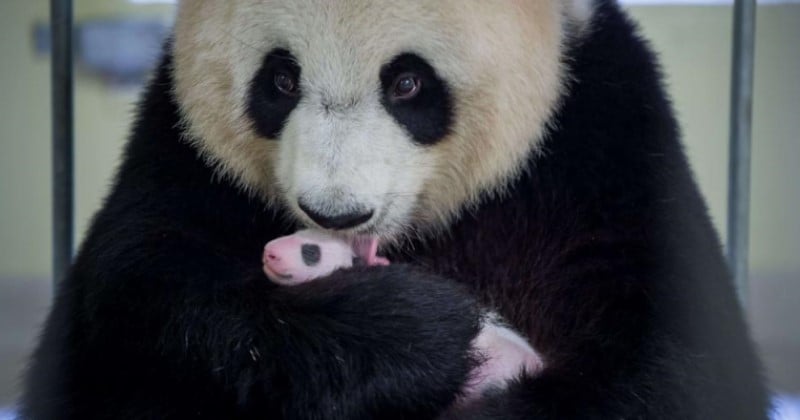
<box><xmin>461</xmin><ymin>315</ymin><xmax>544</xmax><ymax>402</ymax></box>
<box><xmin>262</xmin><ymin>229</ymin><xmax>389</xmax><ymax>286</ymax></box>
<box><xmin>262</xmin><ymin>230</ymin><xmax>543</xmax><ymax>397</ymax></box>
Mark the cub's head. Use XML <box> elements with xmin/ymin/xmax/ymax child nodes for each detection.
<box><xmin>173</xmin><ymin>0</ymin><xmax>592</xmax><ymax>241</ymax></box>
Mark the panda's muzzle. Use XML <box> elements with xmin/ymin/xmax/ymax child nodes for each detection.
<box><xmin>298</xmin><ymin>201</ymin><xmax>374</xmax><ymax>230</ymax></box>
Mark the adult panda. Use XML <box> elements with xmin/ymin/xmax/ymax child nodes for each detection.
<box><xmin>23</xmin><ymin>0</ymin><xmax>768</xmax><ymax>418</ymax></box>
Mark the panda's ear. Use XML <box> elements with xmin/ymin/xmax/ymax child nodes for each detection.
<box><xmin>563</xmin><ymin>0</ymin><xmax>595</xmax><ymax>35</ymax></box>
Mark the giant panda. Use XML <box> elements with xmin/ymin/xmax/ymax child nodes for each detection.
<box><xmin>22</xmin><ymin>0</ymin><xmax>768</xmax><ymax>418</ymax></box>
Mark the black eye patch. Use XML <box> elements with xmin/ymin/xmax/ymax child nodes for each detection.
<box><xmin>247</xmin><ymin>48</ymin><xmax>302</xmax><ymax>139</ymax></box>
<box><xmin>379</xmin><ymin>53</ymin><xmax>454</xmax><ymax>145</ymax></box>
<box><xmin>301</xmin><ymin>244</ymin><xmax>321</xmax><ymax>266</ymax></box>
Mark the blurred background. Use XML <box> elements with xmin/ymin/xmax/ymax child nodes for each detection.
<box><xmin>0</xmin><ymin>0</ymin><xmax>798</xmax><ymax>417</ymax></box>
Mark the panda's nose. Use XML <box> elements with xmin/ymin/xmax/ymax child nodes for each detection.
<box><xmin>298</xmin><ymin>201</ymin><xmax>374</xmax><ymax>230</ymax></box>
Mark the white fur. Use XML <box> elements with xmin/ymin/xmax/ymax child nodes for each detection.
<box><xmin>565</xmin><ymin>0</ymin><xmax>595</xmax><ymax>26</ymax></box>
<box><xmin>173</xmin><ymin>0</ymin><xmax>595</xmax><ymax>240</ymax></box>
<box><xmin>563</xmin><ymin>0</ymin><xmax>596</xmax><ymax>36</ymax></box>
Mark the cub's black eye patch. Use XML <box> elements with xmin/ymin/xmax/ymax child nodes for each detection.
<box><xmin>247</xmin><ymin>48</ymin><xmax>302</xmax><ymax>139</ymax></box>
<box><xmin>379</xmin><ymin>53</ymin><xmax>453</xmax><ymax>145</ymax></box>
<box><xmin>301</xmin><ymin>244</ymin><xmax>321</xmax><ymax>266</ymax></box>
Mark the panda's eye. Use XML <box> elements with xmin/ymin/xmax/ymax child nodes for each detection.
<box><xmin>274</xmin><ymin>71</ymin><xmax>299</xmax><ymax>96</ymax></box>
<box><xmin>390</xmin><ymin>73</ymin><xmax>421</xmax><ymax>101</ymax></box>
<box><xmin>379</xmin><ymin>53</ymin><xmax>453</xmax><ymax>145</ymax></box>
<box><xmin>247</xmin><ymin>48</ymin><xmax>302</xmax><ymax>139</ymax></box>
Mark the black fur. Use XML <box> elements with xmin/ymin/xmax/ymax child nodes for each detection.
<box><xmin>379</xmin><ymin>53</ymin><xmax>453</xmax><ymax>145</ymax></box>
<box><xmin>298</xmin><ymin>201</ymin><xmax>374</xmax><ymax>230</ymax></box>
<box><xmin>22</xmin><ymin>1</ymin><xmax>767</xmax><ymax>419</ymax></box>
<box><xmin>247</xmin><ymin>48</ymin><xmax>302</xmax><ymax>139</ymax></box>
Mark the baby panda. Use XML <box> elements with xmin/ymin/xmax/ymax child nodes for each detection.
<box><xmin>262</xmin><ymin>230</ymin><xmax>389</xmax><ymax>286</ymax></box>
<box><xmin>262</xmin><ymin>230</ymin><xmax>543</xmax><ymax>401</ymax></box>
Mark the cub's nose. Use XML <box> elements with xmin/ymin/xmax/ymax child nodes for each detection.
<box><xmin>298</xmin><ymin>201</ymin><xmax>373</xmax><ymax>230</ymax></box>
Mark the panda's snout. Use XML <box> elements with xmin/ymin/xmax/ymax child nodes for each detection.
<box><xmin>298</xmin><ymin>201</ymin><xmax>374</xmax><ymax>230</ymax></box>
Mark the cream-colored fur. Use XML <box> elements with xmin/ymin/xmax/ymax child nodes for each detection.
<box><xmin>173</xmin><ymin>0</ymin><xmax>594</xmax><ymax>240</ymax></box>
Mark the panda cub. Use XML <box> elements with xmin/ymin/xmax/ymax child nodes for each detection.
<box><xmin>262</xmin><ymin>230</ymin><xmax>391</xmax><ymax>286</ymax></box>
<box><xmin>262</xmin><ymin>229</ymin><xmax>543</xmax><ymax>401</ymax></box>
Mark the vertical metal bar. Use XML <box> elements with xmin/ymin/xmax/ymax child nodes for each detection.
<box><xmin>727</xmin><ymin>0</ymin><xmax>756</xmax><ymax>308</ymax></box>
<box><xmin>50</xmin><ymin>0</ymin><xmax>74</xmax><ymax>286</ymax></box>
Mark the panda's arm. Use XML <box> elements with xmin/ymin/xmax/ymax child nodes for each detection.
<box><xmin>445</xmin><ymin>272</ymin><xmax>680</xmax><ymax>419</ymax></box>
<box><xmin>67</xmin><ymin>218</ymin><xmax>480</xmax><ymax>418</ymax></box>
<box><xmin>440</xmin><ymin>219</ymin><xmax>762</xmax><ymax>419</ymax></box>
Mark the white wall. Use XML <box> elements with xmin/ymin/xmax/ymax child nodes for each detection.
<box><xmin>626</xmin><ymin>5</ymin><xmax>800</xmax><ymax>275</ymax></box>
<box><xmin>0</xmin><ymin>1</ymin><xmax>52</xmax><ymax>280</ymax></box>
<box><xmin>0</xmin><ymin>0</ymin><xmax>174</xmax><ymax>279</ymax></box>
<box><xmin>624</xmin><ymin>5</ymin><xmax>800</xmax><ymax>392</ymax></box>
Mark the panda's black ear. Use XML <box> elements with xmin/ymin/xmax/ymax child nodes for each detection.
<box><xmin>247</xmin><ymin>48</ymin><xmax>302</xmax><ymax>139</ymax></box>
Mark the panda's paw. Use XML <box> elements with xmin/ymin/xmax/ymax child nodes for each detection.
<box><xmin>271</xmin><ymin>264</ymin><xmax>484</xmax><ymax>416</ymax></box>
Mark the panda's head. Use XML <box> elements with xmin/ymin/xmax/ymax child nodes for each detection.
<box><xmin>173</xmin><ymin>0</ymin><xmax>593</xmax><ymax>241</ymax></box>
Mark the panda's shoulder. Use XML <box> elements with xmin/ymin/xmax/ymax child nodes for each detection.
<box><xmin>86</xmin><ymin>53</ymin><xmax>271</xmax><ymax>252</ymax></box>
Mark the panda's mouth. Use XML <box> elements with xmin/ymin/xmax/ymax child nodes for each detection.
<box><xmin>290</xmin><ymin>193</ymin><xmax>400</xmax><ymax>240</ymax></box>
<box><xmin>345</xmin><ymin>199</ymin><xmax>393</xmax><ymax>236</ymax></box>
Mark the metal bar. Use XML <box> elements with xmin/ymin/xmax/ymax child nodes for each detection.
<box><xmin>50</xmin><ymin>0</ymin><xmax>74</xmax><ymax>286</ymax></box>
<box><xmin>727</xmin><ymin>0</ymin><xmax>756</xmax><ymax>308</ymax></box>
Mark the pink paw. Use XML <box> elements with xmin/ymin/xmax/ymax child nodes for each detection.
<box><xmin>460</xmin><ymin>320</ymin><xmax>544</xmax><ymax>403</ymax></box>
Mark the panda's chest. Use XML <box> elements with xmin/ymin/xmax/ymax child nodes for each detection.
<box><xmin>392</xmin><ymin>237</ymin><xmax>538</xmax><ymax>289</ymax></box>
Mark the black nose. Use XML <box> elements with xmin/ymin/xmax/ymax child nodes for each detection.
<box><xmin>298</xmin><ymin>202</ymin><xmax>374</xmax><ymax>230</ymax></box>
